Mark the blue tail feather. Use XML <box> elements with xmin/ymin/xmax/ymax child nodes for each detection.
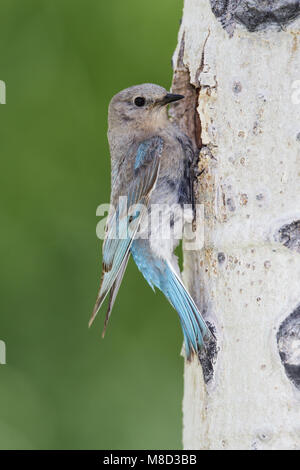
<box><xmin>131</xmin><ymin>240</ymin><xmax>210</xmax><ymax>359</ymax></box>
<box><xmin>165</xmin><ymin>263</ymin><xmax>209</xmax><ymax>358</ymax></box>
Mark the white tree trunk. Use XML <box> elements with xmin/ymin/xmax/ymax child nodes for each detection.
<box><xmin>171</xmin><ymin>0</ymin><xmax>300</xmax><ymax>450</ymax></box>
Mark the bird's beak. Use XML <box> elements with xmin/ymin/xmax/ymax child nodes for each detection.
<box><xmin>160</xmin><ymin>93</ymin><xmax>184</xmax><ymax>106</ymax></box>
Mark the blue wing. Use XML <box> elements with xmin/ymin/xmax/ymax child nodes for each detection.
<box><xmin>89</xmin><ymin>136</ymin><xmax>164</xmax><ymax>330</ymax></box>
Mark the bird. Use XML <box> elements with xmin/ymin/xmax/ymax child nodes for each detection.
<box><xmin>90</xmin><ymin>83</ymin><xmax>211</xmax><ymax>360</ymax></box>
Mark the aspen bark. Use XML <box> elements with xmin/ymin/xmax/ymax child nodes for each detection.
<box><xmin>171</xmin><ymin>0</ymin><xmax>300</xmax><ymax>450</ymax></box>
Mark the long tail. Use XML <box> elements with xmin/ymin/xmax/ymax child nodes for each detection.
<box><xmin>131</xmin><ymin>240</ymin><xmax>210</xmax><ymax>360</ymax></box>
<box><xmin>164</xmin><ymin>262</ymin><xmax>210</xmax><ymax>360</ymax></box>
<box><xmin>101</xmin><ymin>252</ymin><xmax>130</xmax><ymax>337</ymax></box>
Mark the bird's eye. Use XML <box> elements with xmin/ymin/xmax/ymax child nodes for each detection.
<box><xmin>134</xmin><ymin>96</ymin><xmax>146</xmax><ymax>107</ymax></box>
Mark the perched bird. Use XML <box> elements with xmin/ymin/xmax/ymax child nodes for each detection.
<box><xmin>90</xmin><ymin>83</ymin><xmax>210</xmax><ymax>359</ymax></box>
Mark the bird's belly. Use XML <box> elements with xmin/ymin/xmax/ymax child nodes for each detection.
<box><xmin>136</xmin><ymin>182</ymin><xmax>188</xmax><ymax>260</ymax></box>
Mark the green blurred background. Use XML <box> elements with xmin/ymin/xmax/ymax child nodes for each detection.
<box><xmin>0</xmin><ymin>0</ymin><xmax>184</xmax><ymax>449</ymax></box>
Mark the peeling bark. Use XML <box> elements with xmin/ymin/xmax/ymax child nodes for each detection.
<box><xmin>171</xmin><ymin>33</ymin><xmax>202</xmax><ymax>150</ymax></box>
<box><xmin>172</xmin><ymin>0</ymin><xmax>300</xmax><ymax>450</ymax></box>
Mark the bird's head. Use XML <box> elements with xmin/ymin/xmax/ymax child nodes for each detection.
<box><xmin>108</xmin><ymin>83</ymin><xmax>184</xmax><ymax>131</ymax></box>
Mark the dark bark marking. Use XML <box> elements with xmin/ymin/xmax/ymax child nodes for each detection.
<box><xmin>276</xmin><ymin>220</ymin><xmax>300</xmax><ymax>253</ymax></box>
<box><xmin>233</xmin><ymin>81</ymin><xmax>242</xmax><ymax>93</ymax></box>
<box><xmin>277</xmin><ymin>305</ymin><xmax>300</xmax><ymax>389</ymax></box>
<box><xmin>199</xmin><ymin>322</ymin><xmax>219</xmax><ymax>383</ymax></box>
<box><xmin>210</xmin><ymin>0</ymin><xmax>300</xmax><ymax>34</ymax></box>
<box><xmin>226</xmin><ymin>197</ymin><xmax>236</xmax><ymax>212</ymax></box>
